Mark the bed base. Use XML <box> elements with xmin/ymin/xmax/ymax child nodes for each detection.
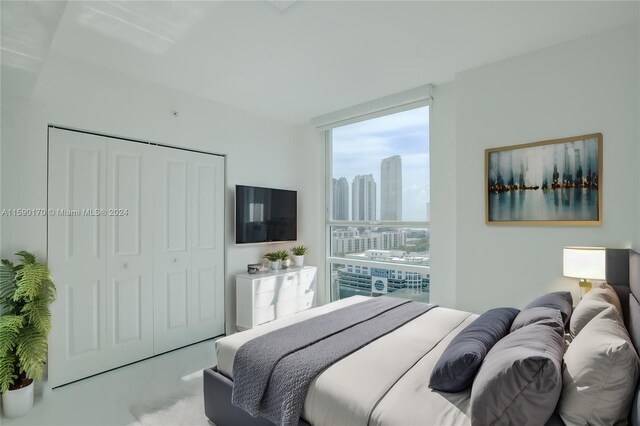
<box><xmin>203</xmin><ymin>366</ymin><xmax>311</xmax><ymax>426</ymax></box>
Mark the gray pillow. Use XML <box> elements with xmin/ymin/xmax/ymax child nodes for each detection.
<box><xmin>569</xmin><ymin>283</ymin><xmax>623</xmax><ymax>337</ymax></box>
<box><xmin>524</xmin><ymin>291</ymin><xmax>573</xmax><ymax>326</ymax></box>
<box><xmin>510</xmin><ymin>307</ymin><xmax>564</xmax><ymax>335</ymax></box>
<box><xmin>560</xmin><ymin>306</ymin><xmax>640</xmax><ymax>425</ymax></box>
<box><xmin>470</xmin><ymin>324</ymin><xmax>564</xmax><ymax>425</ymax></box>
<box><xmin>429</xmin><ymin>307</ymin><xmax>519</xmax><ymax>392</ymax></box>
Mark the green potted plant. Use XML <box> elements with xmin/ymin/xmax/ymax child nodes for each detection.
<box><xmin>291</xmin><ymin>245</ymin><xmax>308</xmax><ymax>267</ymax></box>
<box><xmin>0</xmin><ymin>251</ymin><xmax>56</xmax><ymax>418</ymax></box>
<box><xmin>263</xmin><ymin>252</ymin><xmax>281</xmax><ymax>271</ymax></box>
<box><xmin>277</xmin><ymin>250</ymin><xmax>291</xmax><ymax>269</ymax></box>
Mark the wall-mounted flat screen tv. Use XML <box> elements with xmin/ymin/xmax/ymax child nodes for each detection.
<box><xmin>235</xmin><ymin>185</ymin><xmax>297</xmax><ymax>244</ymax></box>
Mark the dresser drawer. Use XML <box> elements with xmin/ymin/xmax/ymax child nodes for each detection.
<box><xmin>298</xmin><ymin>269</ymin><xmax>316</xmax><ymax>286</ymax></box>
<box><xmin>275</xmin><ymin>291</ymin><xmax>314</xmax><ymax>318</ymax></box>
<box><xmin>277</xmin><ymin>276</ymin><xmax>308</xmax><ymax>300</ymax></box>
<box><xmin>253</xmin><ymin>276</ymin><xmax>277</xmax><ymax>294</ymax></box>
<box><xmin>252</xmin><ymin>291</ymin><xmax>276</xmax><ymax>309</ymax></box>
<box><xmin>253</xmin><ymin>305</ymin><xmax>276</xmax><ymax>327</ymax></box>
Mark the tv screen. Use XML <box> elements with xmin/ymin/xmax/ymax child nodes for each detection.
<box><xmin>235</xmin><ymin>185</ymin><xmax>297</xmax><ymax>244</ymax></box>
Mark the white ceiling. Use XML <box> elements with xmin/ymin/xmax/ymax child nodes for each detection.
<box><xmin>2</xmin><ymin>1</ymin><xmax>639</xmax><ymax>124</ymax></box>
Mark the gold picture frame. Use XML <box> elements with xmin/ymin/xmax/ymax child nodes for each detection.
<box><xmin>485</xmin><ymin>133</ymin><xmax>603</xmax><ymax>226</ymax></box>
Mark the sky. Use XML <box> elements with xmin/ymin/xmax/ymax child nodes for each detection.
<box><xmin>332</xmin><ymin>106</ymin><xmax>429</xmax><ymax>221</ymax></box>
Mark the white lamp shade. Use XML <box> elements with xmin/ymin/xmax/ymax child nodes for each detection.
<box><xmin>563</xmin><ymin>247</ymin><xmax>606</xmax><ymax>280</ymax></box>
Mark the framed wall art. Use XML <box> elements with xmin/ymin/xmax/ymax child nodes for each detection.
<box><xmin>485</xmin><ymin>133</ymin><xmax>602</xmax><ymax>225</ymax></box>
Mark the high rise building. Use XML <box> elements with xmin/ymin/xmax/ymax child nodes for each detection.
<box><xmin>332</xmin><ymin>177</ymin><xmax>349</xmax><ymax>220</ymax></box>
<box><xmin>381</xmin><ymin>155</ymin><xmax>402</xmax><ymax>221</ymax></box>
<box><xmin>331</xmin><ymin>228</ymin><xmax>407</xmax><ymax>255</ymax></box>
<box><xmin>352</xmin><ymin>174</ymin><xmax>376</xmax><ymax>221</ymax></box>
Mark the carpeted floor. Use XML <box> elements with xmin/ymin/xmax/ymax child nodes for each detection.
<box><xmin>130</xmin><ymin>373</ymin><xmax>214</xmax><ymax>426</ymax></box>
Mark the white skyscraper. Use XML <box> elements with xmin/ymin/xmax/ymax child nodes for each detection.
<box><xmin>381</xmin><ymin>155</ymin><xmax>402</xmax><ymax>221</ymax></box>
<box><xmin>352</xmin><ymin>174</ymin><xmax>376</xmax><ymax>221</ymax></box>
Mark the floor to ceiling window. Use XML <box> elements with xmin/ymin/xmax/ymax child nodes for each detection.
<box><xmin>326</xmin><ymin>104</ymin><xmax>430</xmax><ymax>302</ymax></box>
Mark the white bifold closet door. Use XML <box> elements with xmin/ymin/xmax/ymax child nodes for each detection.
<box><xmin>48</xmin><ymin>128</ymin><xmax>224</xmax><ymax>387</ymax></box>
<box><xmin>152</xmin><ymin>145</ymin><xmax>225</xmax><ymax>354</ymax></box>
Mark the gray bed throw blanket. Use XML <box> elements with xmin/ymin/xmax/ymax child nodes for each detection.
<box><xmin>232</xmin><ymin>296</ymin><xmax>436</xmax><ymax>426</ymax></box>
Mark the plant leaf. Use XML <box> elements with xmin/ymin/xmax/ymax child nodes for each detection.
<box><xmin>0</xmin><ymin>351</ymin><xmax>17</xmax><ymax>393</ymax></box>
<box><xmin>15</xmin><ymin>251</ymin><xmax>36</xmax><ymax>265</ymax></box>
<box><xmin>0</xmin><ymin>315</ymin><xmax>23</xmax><ymax>357</ymax></box>
<box><xmin>22</xmin><ymin>300</ymin><xmax>52</xmax><ymax>335</ymax></box>
<box><xmin>14</xmin><ymin>262</ymin><xmax>50</xmax><ymax>302</ymax></box>
<box><xmin>16</xmin><ymin>325</ymin><xmax>47</xmax><ymax>381</ymax></box>
<box><xmin>0</xmin><ymin>260</ymin><xmax>16</xmax><ymax>313</ymax></box>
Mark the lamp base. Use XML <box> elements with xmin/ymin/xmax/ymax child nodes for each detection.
<box><xmin>578</xmin><ymin>279</ymin><xmax>592</xmax><ymax>298</ymax></box>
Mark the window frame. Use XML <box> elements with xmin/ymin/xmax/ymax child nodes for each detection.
<box><xmin>324</xmin><ymin>100</ymin><xmax>432</xmax><ymax>302</ymax></box>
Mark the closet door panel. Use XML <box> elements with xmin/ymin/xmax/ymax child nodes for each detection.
<box><xmin>190</xmin><ymin>155</ymin><xmax>225</xmax><ymax>341</ymax></box>
<box><xmin>48</xmin><ymin>128</ymin><xmax>108</xmax><ymax>387</ymax></box>
<box><xmin>105</xmin><ymin>140</ymin><xmax>154</xmax><ymax>367</ymax></box>
<box><xmin>49</xmin><ymin>128</ymin><xmax>226</xmax><ymax>384</ymax></box>
<box><xmin>153</xmin><ymin>147</ymin><xmax>193</xmax><ymax>354</ymax></box>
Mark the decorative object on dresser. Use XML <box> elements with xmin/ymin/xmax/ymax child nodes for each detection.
<box><xmin>235</xmin><ymin>266</ymin><xmax>316</xmax><ymax>330</ymax></box>
<box><xmin>563</xmin><ymin>246</ymin><xmax>606</xmax><ymax>297</ymax></box>
<box><xmin>263</xmin><ymin>252</ymin><xmax>281</xmax><ymax>271</ymax></box>
<box><xmin>247</xmin><ymin>264</ymin><xmax>262</xmax><ymax>274</ymax></box>
<box><xmin>290</xmin><ymin>245</ymin><xmax>308</xmax><ymax>267</ymax></box>
<box><xmin>0</xmin><ymin>252</ymin><xmax>57</xmax><ymax>418</ymax></box>
<box><xmin>485</xmin><ymin>133</ymin><xmax>602</xmax><ymax>225</ymax></box>
<box><xmin>277</xmin><ymin>250</ymin><xmax>291</xmax><ymax>269</ymax></box>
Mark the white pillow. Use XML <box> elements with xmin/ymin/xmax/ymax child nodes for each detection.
<box><xmin>569</xmin><ymin>283</ymin><xmax>623</xmax><ymax>337</ymax></box>
<box><xmin>560</xmin><ymin>307</ymin><xmax>639</xmax><ymax>426</ymax></box>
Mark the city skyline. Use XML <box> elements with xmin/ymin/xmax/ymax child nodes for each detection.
<box><xmin>332</xmin><ymin>106</ymin><xmax>429</xmax><ymax>221</ymax></box>
<box><xmin>331</xmin><ymin>155</ymin><xmax>404</xmax><ymax>222</ymax></box>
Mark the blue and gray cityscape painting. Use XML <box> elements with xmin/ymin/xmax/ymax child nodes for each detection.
<box><xmin>488</xmin><ymin>137</ymin><xmax>599</xmax><ymax>221</ymax></box>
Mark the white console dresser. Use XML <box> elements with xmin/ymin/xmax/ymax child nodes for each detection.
<box><xmin>236</xmin><ymin>266</ymin><xmax>317</xmax><ymax>330</ymax></box>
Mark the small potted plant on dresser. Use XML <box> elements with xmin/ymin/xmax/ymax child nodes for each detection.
<box><xmin>263</xmin><ymin>252</ymin><xmax>280</xmax><ymax>271</ymax></box>
<box><xmin>291</xmin><ymin>245</ymin><xmax>308</xmax><ymax>267</ymax></box>
<box><xmin>0</xmin><ymin>251</ymin><xmax>57</xmax><ymax>418</ymax></box>
<box><xmin>278</xmin><ymin>250</ymin><xmax>291</xmax><ymax>269</ymax></box>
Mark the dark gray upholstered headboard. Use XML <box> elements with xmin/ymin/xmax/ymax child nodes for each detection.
<box><xmin>605</xmin><ymin>248</ymin><xmax>640</xmax><ymax>425</ymax></box>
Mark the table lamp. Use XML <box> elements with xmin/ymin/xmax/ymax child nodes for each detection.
<box><xmin>563</xmin><ymin>247</ymin><xmax>606</xmax><ymax>297</ymax></box>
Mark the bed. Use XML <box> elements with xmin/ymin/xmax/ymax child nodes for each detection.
<box><xmin>204</xmin><ymin>248</ymin><xmax>640</xmax><ymax>426</ymax></box>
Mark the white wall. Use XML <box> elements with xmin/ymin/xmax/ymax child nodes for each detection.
<box><xmin>429</xmin><ymin>83</ymin><xmax>456</xmax><ymax>308</ymax></box>
<box><xmin>0</xmin><ymin>53</ymin><xmax>299</xmax><ymax>333</ymax></box>
<box><xmin>295</xmin><ymin>125</ymin><xmax>327</xmax><ymax>303</ymax></box>
<box><xmin>454</xmin><ymin>25</ymin><xmax>640</xmax><ymax>313</ymax></box>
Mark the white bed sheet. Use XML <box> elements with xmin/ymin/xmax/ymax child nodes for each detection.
<box><xmin>216</xmin><ymin>296</ymin><xmax>477</xmax><ymax>426</ymax></box>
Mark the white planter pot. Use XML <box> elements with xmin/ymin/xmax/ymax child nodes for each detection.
<box><xmin>281</xmin><ymin>259</ymin><xmax>291</xmax><ymax>269</ymax></box>
<box><xmin>269</xmin><ymin>261</ymin><xmax>280</xmax><ymax>271</ymax></box>
<box><xmin>2</xmin><ymin>380</ymin><xmax>34</xmax><ymax>418</ymax></box>
<box><xmin>293</xmin><ymin>255</ymin><xmax>304</xmax><ymax>267</ymax></box>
